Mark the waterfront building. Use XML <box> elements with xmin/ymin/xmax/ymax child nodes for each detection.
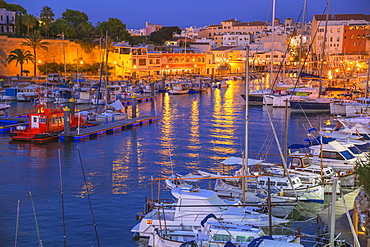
<box><xmin>0</xmin><ymin>8</ymin><xmax>15</xmax><ymax>34</ymax></box>
<box><xmin>144</xmin><ymin>21</ymin><xmax>162</xmax><ymax>36</ymax></box>
<box><xmin>311</xmin><ymin>14</ymin><xmax>370</xmax><ymax>75</ymax></box>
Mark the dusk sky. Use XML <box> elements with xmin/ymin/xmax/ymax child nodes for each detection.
<box><xmin>7</xmin><ymin>0</ymin><xmax>370</xmax><ymax>29</ymax></box>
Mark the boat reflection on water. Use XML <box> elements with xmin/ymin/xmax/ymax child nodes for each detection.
<box><xmin>0</xmin><ymin>80</ymin><xmax>357</xmax><ymax>246</ymax></box>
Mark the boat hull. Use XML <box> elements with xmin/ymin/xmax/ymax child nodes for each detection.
<box><xmin>290</xmin><ymin>101</ymin><xmax>330</xmax><ymax>112</ymax></box>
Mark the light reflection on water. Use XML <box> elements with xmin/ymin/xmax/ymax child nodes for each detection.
<box><xmin>0</xmin><ymin>80</ymin><xmax>337</xmax><ymax>246</ymax></box>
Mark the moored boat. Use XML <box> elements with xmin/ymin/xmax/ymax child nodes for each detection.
<box><xmin>9</xmin><ymin>104</ymin><xmax>86</xmax><ymax>142</ymax></box>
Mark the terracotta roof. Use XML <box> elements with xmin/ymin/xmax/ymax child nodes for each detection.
<box><xmin>234</xmin><ymin>21</ymin><xmax>268</xmax><ymax>27</ymax></box>
<box><xmin>314</xmin><ymin>15</ymin><xmax>333</xmax><ymax>21</ymax></box>
<box><xmin>222</xmin><ymin>18</ymin><xmax>239</xmax><ymax>22</ymax></box>
<box><xmin>314</xmin><ymin>14</ymin><xmax>370</xmax><ymax>21</ymax></box>
<box><xmin>208</xmin><ymin>24</ymin><xmax>221</xmax><ymax>27</ymax></box>
<box><xmin>211</xmin><ymin>46</ymin><xmax>239</xmax><ymax>51</ymax></box>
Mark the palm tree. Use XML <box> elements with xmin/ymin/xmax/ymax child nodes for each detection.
<box><xmin>21</xmin><ymin>30</ymin><xmax>49</xmax><ymax>76</ymax></box>
<box><xmin>40</xmin><ymin>6</ymin><xmax>54</xmax><ymax>38</ymax></box>
<box><xmin>22</xmin><ymin>14</ymin><xmax>37</xmax><ymax>35</ymax></box>
<box><xmin>6</xmin><ymin>49</ymin><xmax>35</xmax><ymax>76</ymax></box>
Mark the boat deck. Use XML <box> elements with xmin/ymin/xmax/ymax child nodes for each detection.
<box><xmin>0</xmin><ymin>117</ymin><xmax>29</xmax><ymax>133</ymax></box>
<box><xmin>60</xmin><ymin>116</ymin><xmax>158</xmax><ymax>141</ymax></box>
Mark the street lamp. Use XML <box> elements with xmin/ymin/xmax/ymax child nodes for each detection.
<box><xmin>37</xmin><ymin>60</ymin><xmax>42</xmax><ymax>76</ymax></box>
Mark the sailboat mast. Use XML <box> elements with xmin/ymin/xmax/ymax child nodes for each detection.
<box><xmin>245</xmin><ymin>46</ymin><xmax>250</xmax><ymax>174</ymax></box>
<box><xmin>270</xmin><ymin>0</ymin><xmax>276</xmax><ymax>88</ymax></box>
<box><xmin>365</xmin><ymin>57</ymin><xmax>370</xmax><ymax>98</ymax></box>
<box><xmin>297</xmin><ymin>0</ymin><xmax>307</xmax><ymax>86</ymax></box>
<box><xmin>318</xmin><ymin>0</ymin><xmax>331</xmax><ymax>98</ymax></box>
<box><xmin>62</xmin><ymin>33</ymin><xmax>67</xmax><ymax>81</ymax></box>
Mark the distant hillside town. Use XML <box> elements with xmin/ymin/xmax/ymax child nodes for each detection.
<box><xmin>0</xmin><ymin>2</ymin><xmax>369</xmax><ymax>80</ymax></box>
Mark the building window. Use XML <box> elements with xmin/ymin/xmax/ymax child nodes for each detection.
<box><xmin>168</xmin><ymin>57</ymin><xmax>173</xmax><ymax>63</ymax></box>
<box><xmin>337</xmin><ymin>37</ymin><xmax>340</xmax><ymax>42</ymax></box>
<box><xmin>139</xmin><ymin>59</ymin><xmax>146</xmax><ymax>65</ymax></box>
<box><xmin>156</xmin><ymin>59</ymin><xmax>160</xmax><ymax>64</ymax></box>
<box><xmin>133</xmin><ymin>59</ymin><xmax>136</xmax><ymax>65</ymax></box>
<box><xmin>149</xmin><ymin>59</ymin><xmax>153</xmax><ymax>65</ymax></box>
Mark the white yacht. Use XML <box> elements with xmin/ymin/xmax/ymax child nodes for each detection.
<box><xmin>131</xmin><ymin>185</ymin><xmax>289</xmax><ymax>238</ymax></box>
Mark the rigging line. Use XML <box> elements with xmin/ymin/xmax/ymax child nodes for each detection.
<box><xmin>289</xmin><ymin>6</ymin><xmax>328</xmax><ymax>100</ymax></box>
<box><xmin>29</xmin><ymin>191</ymin><xmax>43</xmax><ymax>247</ymax></box>
<box><xmin>58</xmin><ymin>149</ymin><xmax>67</xmax><ymax>247</ymax></box>
<box><xmin>14</xmin><ymin>200</ymin><xmax>20</xmax><ymax>247</ymax></box>
<box><xmin>270</xmin><ymin>8</ymin><xmax>304</xmax><ymax>91</ymax></box>
<box><xmin>265</xmin><ymin>107</ymin><xmax>298</xmax><ymax>197</ymax></box>
<box><xmin>339</xmin><ymin>187</ymin><xmax>361</xmax><ymax>247</ymax></box>
<box><xmin>77</xmin><ymin>147</ymin><xmax>101</xmax><ymax>247</ymax></box>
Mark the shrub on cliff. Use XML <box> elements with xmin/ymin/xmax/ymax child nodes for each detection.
<box><xmin>356</xmin><ymin>152</ymin><xmax>370</xmax><ymax>195</ymax></box>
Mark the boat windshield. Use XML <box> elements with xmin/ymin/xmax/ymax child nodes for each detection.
<box><xmin>348</xmin><ymin>146</ymin><xmax>362</xmax><ymax>155</ymax></box>
<box><xmin>340</xmin><ymin>150</ymin><xmax>355</xmax><ymax>160</ymax></box>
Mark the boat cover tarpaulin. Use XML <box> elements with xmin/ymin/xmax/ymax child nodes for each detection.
<box><xmin>221</xmin><ymin>156</ymin><xmax>263</xmax><ymax>166</ymax></box>
<box><xmin>300</xmin><ymin>72</ymin><xmax>328</xmax><ymax>81</ymax></box>
<box><xmin>109</xmin><ymin>99</ymin><xmax>124</xmax><ymax>111</ymax></box>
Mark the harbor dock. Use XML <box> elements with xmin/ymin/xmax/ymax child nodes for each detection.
<box><xmin>60</xmin><ymin>115</ymin><xmax>158</xmax><ymax>141</ymax></box>
<box><xmin>319</xmin><ymin>188</ymin><xmax>369</xmax><ymax>246</ymax></box>
<box><xmin>0</xmin><ymin>116</ymin><xmax>28</xmax><ymax>133</ymax></box>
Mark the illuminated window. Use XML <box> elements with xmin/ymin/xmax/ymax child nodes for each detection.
<box><xmin>168</xmin><ymin>57</ymin><xmax>173</xmax><ymax>63</ymax></box>
<box><xmin>139</xmin><ymin>59</ymin><xmax>146</xmax><ymax>65</ymax></box>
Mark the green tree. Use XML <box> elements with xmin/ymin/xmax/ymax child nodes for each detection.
<box><xmin>0</xmin><ymin>0</ymin><xmax>26</xmax><ymax>13</ymax></box>
<box><xmin>75</xmin><ymin>21</ymin><xmax>94</xmax><ymax>39</ymax></box>
<box><xmin>49</xmin><ymin>19</ymin><xmax>75</xmax><ymax>38</ymax></box>
<box><xmin>61</xmin><ymin>9</ymin><xmax>93</xmax><ymax>39</ymax></box>
<box><xmin>96</xmin><ymin>18</ymin><xmax>130</xmax><ymax>42</ymax></box>
<box><xmin>356</xmin><ymin>152</ymin><xmax>370</xmax><ymax>195</ymax></box>
<box><xmin>22</xmin><ymin>14</ymin><xmax>37</xmax><ymax>35</ymax></box>
<box><xmin>149</xmin><ymin>26</ymin><xmax>181</xmax><ymax>45</ymax></box>
<box><xmin>6</xmin><ymin>48</ymin><xmax>34</xmax><ymax>76</ymax></box>
<box><xmin>40</xmin><ymin>6</ymin><xmax>55</xmax><ymax>38</ymax></box>
<box><xmin>21</xmin><ymin>30</ymin><xmax>49</xmax><ymax>76</ymax></box>
<box><xmin>62</xmin><ymin>9</ymin><xmax>88</xmax><ymax>28</ymax></box>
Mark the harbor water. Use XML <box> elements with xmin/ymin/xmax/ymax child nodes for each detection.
<box><xmin>0</xmin><ymin>80</ymin><xmax>340</xmax><ymax>246</ymax></box>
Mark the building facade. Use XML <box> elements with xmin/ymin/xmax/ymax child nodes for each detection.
<box><xmin>0</xmin><ymin>8</ymin><xmax>15</xmax><ymax>34</ymax></box>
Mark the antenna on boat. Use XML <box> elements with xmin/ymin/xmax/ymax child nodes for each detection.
<box><xmin>77</xmin><ymin>147</ymin><xmax>101</xmax><ymax>247</ymax></box>
<box><xmin>14</xmin><ymin>200</ymin><xmax>20</xmax><ymax>247</ymax></box>
<box><xmin>29</xmin><ymin>191</ymin><xmax>43</xmax><ymax>247</ymax></box>
<box><xmin>58</xmin><ymin>149</ymin><xmax>67</xmax><ymax>247</ymax></box>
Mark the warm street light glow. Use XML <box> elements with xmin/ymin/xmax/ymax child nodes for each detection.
<box><xmin>133</xmin><ymin>65</ymin><xmax>137</xmax><ymax>69</ymax></box>
<box><xmin>114</xmin><ymin>61</ymin><xmax>117</xmax><ymax>65</ymax></box>
<box><xmin>80</xmin><ymin>61</ymin><xmax>84</xmax><ymax>64</ymax></box>
<box><xmin>38</xmin><ymin>60</ymin><xmax>42</xmax><ymax>64</ymax></box>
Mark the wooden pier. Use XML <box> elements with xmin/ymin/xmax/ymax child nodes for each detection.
<box><xmin>60</xmin><ymin>115</ymin><xmax>158</xmax><ymax>141</ymax></box>
<box><xmin>121</xmin><ymin>96</ymin><xmax>156</xmax><ymax>105</ymax></box>
<box><xmin>0</xmin><ymin>116</ymin><xmax>29</xmax><ymax>133</ymax></box>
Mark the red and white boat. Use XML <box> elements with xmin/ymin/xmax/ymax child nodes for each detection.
<box><xmin>9</xmin><ymin>105</ymin><xmax>86</xmax><ymax>142</ymax></box>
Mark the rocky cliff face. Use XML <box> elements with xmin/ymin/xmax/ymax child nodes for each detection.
<box><xmin>355</xmin><ymin>186</ymin><xmax>370</xmax><ymax>234</ymax></box>
<box><xmin>0</xmin><ymin>36</ymin><xmax>99</xmax><ymax>76</ymax></box>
